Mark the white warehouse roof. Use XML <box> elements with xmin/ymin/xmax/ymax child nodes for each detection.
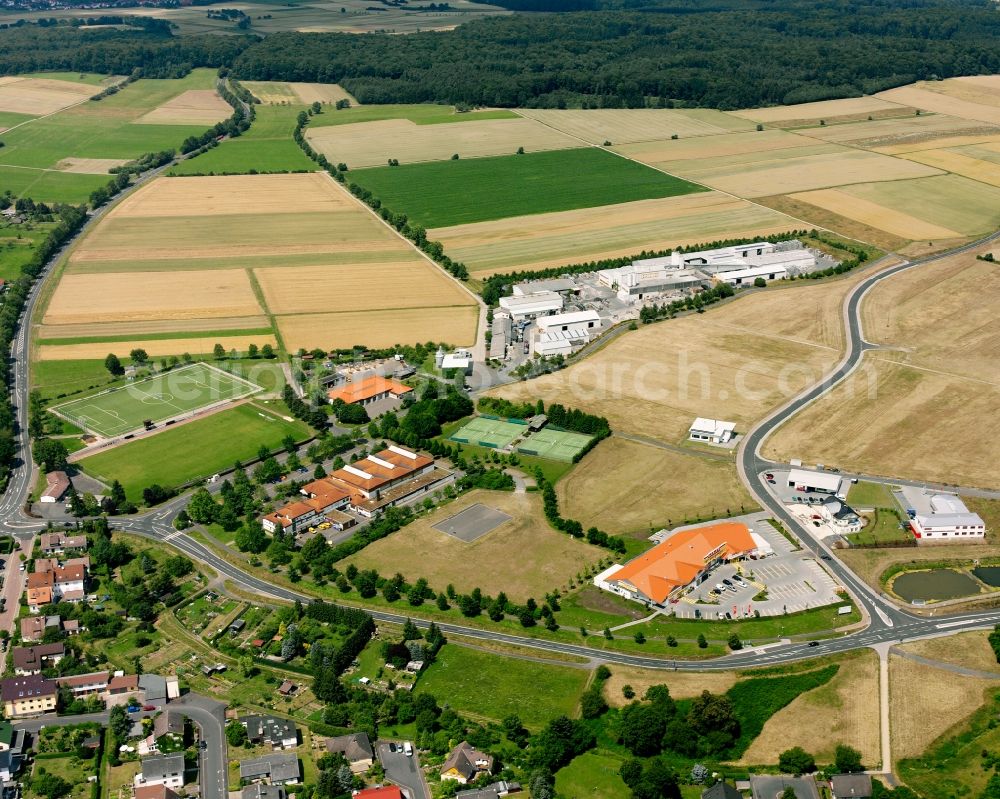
<box><xmin>535</xmin><ymin>310</ymin><xmax>601</xmax><ymax>329</ymax></box>
<box><xmin>499</xmin><ymin>291</ymin><xmax>563</xmax><ymax>315</ymax></box>
<box><xmin>788</xmin><ymin>468</ymin><xmax>843</xmax><ymax>493</ymax></box>
<box><xmin>689</xmin><ymin>417</ymin><xmax>736</xmax><ymax>436</ymax></box>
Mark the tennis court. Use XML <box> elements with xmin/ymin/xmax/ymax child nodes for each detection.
<box><xmin>50</xmin><ymin>362</ymin><xmax>261</xmax><ymax>438</ymax></box>
<box><xmin>449</xmin><ymin>416</ymin><xmax>525</xmax><ymax>449</ymax></box>
<box><xmin>517</xmin><ymin>429</ymin><xmax>593</xmax><ymax>462</ymax></box>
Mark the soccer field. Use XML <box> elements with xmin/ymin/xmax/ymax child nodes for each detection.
<box><xmin>50</xmin><ymin>362</ymin><xmax>261</xmax><ymax>437</ymax></box>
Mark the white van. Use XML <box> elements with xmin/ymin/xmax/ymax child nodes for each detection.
<box><xmin>403</xmin><ymin>742</ymin><xmax>413</xmax><ymax>757</ymax></box>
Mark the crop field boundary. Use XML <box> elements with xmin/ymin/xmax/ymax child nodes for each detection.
<box><xmin>50</xmin><ymin>362</ymin><xmax>261</xmax><ymax>438</ymax></box>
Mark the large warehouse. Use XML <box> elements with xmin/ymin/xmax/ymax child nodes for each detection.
<box><xmin>787</xmin><ymin>468</ymin><xmax>846</xmax><ymax>499</ymax></box>
<box><xmin>900</xmin><ymin>487</ymin><xmax>986</xmax><ymax>540</ymax></box>
<box><xmin>598</xmin><ymin>521</ymin><xmax>760</xmax><ymax>606</ymax></box>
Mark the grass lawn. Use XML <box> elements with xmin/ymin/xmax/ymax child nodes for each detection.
<box><xmin>32</xmin><ymin>357</ymin><xmax>130</xmax><ymax>402</ymax></box>
<box><xmin>846</xmin><ymin>480</ymin><xmax>897</xmax><ymax>508</ymax></box>
<box><xmin>77</xmin><ymin>401</ymin><xmax>309</xmax><ymax>501</ymax></box>
<box><xmin>555</xmin><ymin>750</ymin><xmax>629</xmax><ymax>799</ymax></box>
<box><xmin>348</xmin><ymin>147</ymin><xmax>708</xmax><ymax>227</ymax></box>
<box><xmin>29</xmin><ymin>754</ymin><xmax>95</xmax><ymax>799</ymax></box>
<box><xmin>51</xmin><ymin>362</ymin><xmax>261</xmax><ymax>437</ymax></box>
<box><xmin>846</xmin><ymin>508</ymin><xmax>911</xmax><ymax>546</ymax></box>
<box><xmin>169</xmin><ymin>105</ymin><xmax>317</xmax><ymax>175</ymax></box>
<box><xmin>308</xmin><ymin>104</ymin><xmax>517</xmax><ymax>128</ymax></box>
<box><xmin>416</xmin><ymin>644</ymin><xmax>589</xmax><ymax>729</ymax></box>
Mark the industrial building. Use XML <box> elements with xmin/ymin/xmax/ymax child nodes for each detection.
<box><xmin>436</xmin><ymin>347</ymin><xmax>474</xmax><ymax>376</ymax></box>
<box><xmin>899</xmin><ymin>487</ymin><xmax>986</xmax><ymax>540</ymax></box>
<box><xmin>787</xmin><ymin>468</ymin><xmax>846</xmax><ymax>499</ymax></box>
<box><xmin>688</xmin><ymin>417</ymin><xmax>736</xmax><ymax>444</ymax></box>
<box><xmin>597</xmin><ymin>261</ymin><xmax>706</xmax><ymax>302</ymax></box>
<box><xmin>597</xmin><ymin>521</ymin><xmax>761</xmax><ymax>606</ymax></box>
<box><xmin>511</xmin><ymin>278</ymin><xmax>576</xmax><ymax>297</ymax></box>
<box><xmin>498</xmin><ymin>291</ymin><xmax>563</xmax><ymax>321</ymax></box>
<box><xmin>326</xmin><ymin>375</ymin><xmax>413</xmax><ymax>407</ymax></box>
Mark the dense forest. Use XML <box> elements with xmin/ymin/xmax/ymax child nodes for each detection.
<box><xmin>2</xmin><ymin>0</ymin><xmax>1000</xmax><ymax>108</ymax></box>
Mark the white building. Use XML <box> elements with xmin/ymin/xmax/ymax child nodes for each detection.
<box><xmin>532</xmin><ymin>311</ymin><xmax>602</xmax><ymax>356</ymax></box>
<box><xmin>512</xmin><ymin>278</ymin><xmax>576</xmax><ymax>296</ymax></box>
<box><xmin>596</xmin><ymin>261</ymin><xmax>704</xmax><ymax>302</ymax></box>
<box><xmin>688</xmin><ymin>417</ymin><xmax>736</xmax><ymax>444</ymax></box>
<box><xmin>900</xmin><ymin>487</ymin><xmax>986</xmax><ymax>540</ymax></box>
<box><xmin>498</xmin><ymin>291</ymin><xmax>562</xmax><ymax>321</ymax></box>
<box><xmin>535</xmin><ymin>310</ymin><xmax>601</xmax><ymax>334</ymax></box>
<box><xmin>787</xmin><ymin>468</ymin><xmax>846</xmax><ymax>499</ymax></box>
<box><xmin>533</xmin><ymin>329</ymin><xmax>589</xmax><ymax>357</ymax></box>
<box><xmin>441</xmin><ymin>350</ymin><xmax>473</xmax><ymax>376</ymax></box>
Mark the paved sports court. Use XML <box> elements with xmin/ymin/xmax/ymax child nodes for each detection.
<box><xmin>433</xmin><ymin>503</ymin><xmax>513</xmax><ymax>542</ymax></box>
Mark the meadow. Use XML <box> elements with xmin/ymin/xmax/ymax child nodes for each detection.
<box><xmin>343</xmin><ymin>489</ymin><xmax>606</xmax><ymax>601</ymax></box>
<box><xmin>347</xmin><ymin>147</ymin><xmax>707</xmax><ymax>227</ymax></box>
<box><xmin>765</xmin><ymin>251</ymin><xmax>1000</xmax><ymax>487</ymax></box>
<box><xmin>416</xmin><ymin>645</ymin><xmax>588</xmax><ymax>729</ymax></box>
<box><xmin>0</xmin><ymin>69</ymin><xmax>226</xmax><ymax>202</ymax></box>
<box><xmin>77</xmin><ymin>401</ymin><xmax>309</xmax><ymax>500</ymax></box>
<box><xmin>306</xmin><ymin>115</ymin><xmax>581</xmax><ymax>169</ymax></box>
<box><xmin>242</xmin><ymin>81</ymin><xmax>356</xmax><ymax>106</ymax></box>
<box><xmin>556</xmin><ymin>437</ymin><xmax>755</xmax><ymax>536</ymax></box>
<box><xmin>0</xmin><ymin>219</ymin><xmax>54</xmax><ymax>281</ymax></box>
<box><xmin>306</xmin><ymin>103</ymin><xmax>517</xmax><ymax>128</ymax></box>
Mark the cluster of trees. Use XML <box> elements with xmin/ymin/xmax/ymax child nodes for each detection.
<box><xmin>90</xmin><ymin>149</ymin><xmax>175</xmax><ymax>208</ymax></box>
<box><xmin>989</xmin><ymin>623</ymin><xmax>1000</xmax><ymax>663</ymax></box>
<box><xmin>638</xmin><ymin>281</ymin><xmax>736</xmax><ymax>323</ymax></box>
<box><xmin>0</xmin><ymin>23</ymin><xmax>251</xmax><ymax>78</ymax></box>
<box><xmin>179</xmin><ymin>78</ymin><xmax>253</xmax><ymax>154</ymax></box>
<box><xmin>776</xmin><ymin>743</ymin><xmax>864</xmax><ymax>776</ymax></box>
<box><xmin>329</xmin><ymin>397</ymin><xmax>370</xmax><ymax>425</ymax></box>
<box><xmin>294</xmin><ymin>116</ymin><xmax>470</xmax><ymax>282</ymax></box>
<box><xmin>537</xmin><ymin>468</ymin><xmax>625</xmax><ymax>553</ymax></box>
<box><xmin>187</xmin><ymin>464</ymin><xmax>262</xmax><ymax>533</ymax></box>
<box><xmin>282</xmin><ymin>383</ymin><xmax>328</xmax><ymax>429</ymax></box>
<box><xmin>230</xmin><ymin>0</ymin><xmax>1000</xmax><ymax>109</ymax></box>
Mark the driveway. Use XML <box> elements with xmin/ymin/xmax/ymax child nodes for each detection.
<box><xmin>0</xmin><ymin>536</ymin><xmax>30</xmax><ymax>667</ymax></box>
<box><xmin>377</xmin><ymin>742</ymin><xmax>430</xmax><ymax>799</ymax></box>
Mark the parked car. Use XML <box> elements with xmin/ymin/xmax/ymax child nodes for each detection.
<box><xmin>404</xmin><ymin>742</ymin><xmax>413</xmax><ymax>757</ymax></box>
<box><xmin>142</xmin><ymin>705</ymin><xmax>155</xmax><ymax>711</ymax></box>
<box><xmin>721</xmin><ymin>578</ymin><xmax>733</xmax><ymax>587</ymax></box>
<box><xmin>765</xmin><ymin>473</ymin><xmax>774</xmax><ymax>480</ymax></box>
<box><xmin>812</xmin><ymin>520</ymin><xmax>821</xmax><ymax>527</ymax></box>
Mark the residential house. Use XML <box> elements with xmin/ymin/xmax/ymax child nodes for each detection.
<box><xmin>0</xmin><ymin>674</ymin><xmax>57</xmax><ymax>717</ymax></box>
<box><xmin>57</xmin><ymin>671</ymin><xmax>109</xmax><ymax>698</ymax></box>
<box><xmin>154</xmin><ymin>712</ymin><xmax>184</xmax><ymax>743</ymax></box>
<box><xmin>12</xmin><ymin>643</ymin><xmax>65</xmax><ymax>676</ymax></box>
<box><xmin>830</xmin><ymin>774</ymin><xmax>872</xmax><ymax>799</ymax></box>
<box><xmin>26</xmin><ymin>564</ymin><xmax>86</xmax><ymax>609</ymax></box>
<box><xmin>39</xmin><ymin>533</ymin><xmax>88</xmax><ymax>555</ymax></box>
<box><xmin>0</xmin><ymin>722</ymin><xmax>27</xmax><ymax>781</ymax></box>
<box><xmin>242</xmin><ymin>786</ymin><xmax>285</xmax><ymax>799</ymax></box>
<box><xmin>241</xmin><ymin>715</ymin><xmax>298</xmax><ymax>750</ymax></box>
<box><xmin>456</xmin><ymin>781</ymin><xmax>522</xmax><ymax>799</ymax></box>
<box><xmin>353</xmin><ymin>788</ymin><xmax>403</xmax><ymax>799</ymax></box>
<box><xmin>134</xmin><ymin>786</ymin><xmax>180</xmax><ymax>799</ymax></box>
<box><xmin>20</xmin><ymin>615</ymin><xmax>64</xmax><ymax>642</ymax></box>
<box><xmin>34</xmin><ymin>557</ymin><xmax>91</xmax><ymax>574</ymax></box>
<box><xmin>108</xmin><ymin>673</ymin><xmax>140</xmax><ymax>698</ymax></box>
<box><xmin>40</xmin><ymin>472</ymin><xmax>71</xmax><ymax>504</ymax></box>
<box><xmin>702</xmin><ymin>783</ymin><xmax>743</xmax><ymax>799</ymax></box>
<box><xmin>750</xmin><ymin>775</ymin><xmax>820</xmax><ymax>799</ymax></box>
<box><xmin>135</xmin><ymin>753</ymin><xmax>186</xmax><ymax>790</ymax></box>
<box><xmin>441</xmin><ymin>741</ymin><xmax>494</xmax><ymax>784</ymax></box>
<box><xmin>238</xmin><ymin>753</ymin><xmax>300</xmax><ymax>786</ymax></box>
<box><xmin>324</xmin><ymin>732</ymin><xmax>374</xmax><ymax>774</ymax></box>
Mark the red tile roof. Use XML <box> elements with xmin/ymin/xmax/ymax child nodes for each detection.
<box><xmin>326</xmin><ymin>376</ymin><xmax>412</xmax><ymax>405</ymax></box>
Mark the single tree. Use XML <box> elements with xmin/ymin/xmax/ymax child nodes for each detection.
<box><xmin>104</xmin><ymin>353</ymin><xmax>124</xmax><ymax>376</ymax></box>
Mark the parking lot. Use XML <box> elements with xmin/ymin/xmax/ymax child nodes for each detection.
<box><xmin>667</xmin><ymin>513</ymin><xmax>843</xmax><ymax>619</ymax></box>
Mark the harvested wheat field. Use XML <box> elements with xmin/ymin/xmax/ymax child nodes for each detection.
<box><xmin>615</xmin><ymin>129</ymin><xmax>813</xmax><ymax>166</ymax></box>
<box><xmin>670</xmin><ymin>145</ymin><xmax>942</xmax><ymax>198</ymax></box>
<box><xmin>517</xmin><ymin>108</ymin><xmax>753</xmax><ymax>144</ymax></box>
<box><xmin>733</xmin><ymin>96</ymin><xmax>907</xmax><ymax>125</ymax></box>
<box><xmin>899</xmin><ymin>632</ymin><xmax>1000</xmax><ymax>676</ymax></box>
<box><xmin>344</xmin><ymin>489</ymin><xmax>605</xmax><ymax>601</ymax></box>
<box><xmin>38</xmin><ymin>333</ymin><xmax>278</xmax><ymax>361</ymax></box>
<box><xmin>0</xmin><ymin>76</ymin><xmax>94</xmax><ymax>115</ymax></box>
<box><xmin>602</xmin><ymin>667</ymin><xmax>739</xmax><ymax>708</ymax></box>
<box><xmin>43</xmin><ymin>270</ymin><xmax>263</xmax><ymax>325</ymax></box>
<box><xmin>829</xmin><ymin>174</ymin><xmax>1000</xmax><ymax>238</ymax></box>
<box><xmin>306</xmin><ymin>117</ymin><xmax>581</xmax><ymax>168</ymax></box>
<box><xmin>557</xmin><ymin>437</ymin><xmax>754</xmax><ymax>535</ymax></box>
<box><xmin>254</xmin><ymin>260</ymin><xmax>469</xmax><ymax>315</ymax></box>
<box><xmin>797</xmin><ymin>112</ymin><xmax>1000</xmax><ymax>151</ymax></box>
<box><xmin>738</xmin><ymin>651</ymin><xmax>880</xmax><ymax>767</ymax></box>
<box><xmin>38</xmin><ymin>315</ymin><xmax>271</xmax><ymax>341</ymax></box>
<box><xmin>889</xmin><ymin>653</ymin><xmax>1000</xmax><ymax>760</ymax></box>
<box><xmin>765</xmin><ymin>358</ymin><xmax>1000</xmax><ymax>488</ymax></box>
<box><xmin>877</xmin><ymin>82</ymin><xmax>1000</xmax><ymax>126</ymax></box>
<box><xmin>56</xmin><ymin>157</ymin><xmax>130</xmax><ymax>174</ymax></box>
<box><xmin>899</xmin><ymin>147</ymin><xmax>1000</xmax><ymax>188</ymax></box>
<box><xmin>490</xmin><ymin>295</ymin><xmax>841</xmax><ymax>443</ymax></box>
<box><xmin>431</xmin><ymin>192</ymin><xmax>801</xmax><ymax>274</ymax></box>
<box><xmin>111</xmin><ymin>174</ymin><xmax>341</xmax><ymax>218</ymax></box>
<box><xmin>136</xmin><ymin>89</ymin><xmax>231</xmax><ymax>125</ymax></box>
<box><xmin>788</xmin><ymin>188</ymin><xmax>962</xmax><ymax>240</ymax></box>
<box><xmin>278</xmin><ymin>305</ymin><xmax>479</xmax><ymax>351</ymax></box>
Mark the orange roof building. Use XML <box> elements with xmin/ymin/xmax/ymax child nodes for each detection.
<box><xmin>327</xmin><ymin>376</ymin><xmax>413</xmax><ymax>406</ymax></box>
<box><xmin>325</xmin><ymin>446</ymin><xmax>434</xmax><ymax>500</ymax></box>
<box><xmin>609</xmin><ymin>522</ymin><xmax>757</xmax><ymax>605</ymax></box>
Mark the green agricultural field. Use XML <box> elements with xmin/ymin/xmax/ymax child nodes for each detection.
<box><xmin>348</xmin><ymin>147</ymin><xmax>707</xmax><ymax>227</ymax></box>
<box><xmin>0</xmin><ymin>69</ymin><xmax>224</xmax><ymax>202</ymax></box>
<box><xmin>0</xmin><ymin>220</ymin><xmax>54</xmax><ymax>281</ymax></box>
<box><xmin>416</xmin><ymin>644</ymin><xmax>589</xmax><ymax>729</ymax></box>
<box><xmin>169</xmin><ymin>105</ymin><xmax>316</xmax><ymax>175</ymax></box>
<box><xmin>18</xmin><ymin>71</ymin><xmax>115</xmax><ymax>86</ymax></box>
<box><xmin>51</xmin><ymin>362</ymin><xmax>261</xmax><ymax>437</ymax></box>
<box><xmin>77</xmin><ymin>401</ymin><xmax>309</xmax><ymax>501</ymax></box>
<box><xmin>307</xmin><ymin>103</ymin><xmax>517</xmax><ymax>128</ymax></box>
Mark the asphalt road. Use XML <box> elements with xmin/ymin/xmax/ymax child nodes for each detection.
<box><xmin>376</xmin><ymin>741</ymin><xmax>429</xmax><ymax>799</ymax></box>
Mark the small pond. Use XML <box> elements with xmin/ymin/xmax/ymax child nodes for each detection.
<box><xmin>972</xmin><ymin>566</ymin><xmax>1000</xmax><ymax>587</ymax></box>
<box><xmin>892</xmin><ymin>568</ymin><xmax>981</xmax><ymax>602</ymax></box>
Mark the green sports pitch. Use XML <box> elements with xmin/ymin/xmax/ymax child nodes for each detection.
<box><xmin>449</xmin><ymin>416</ymin><xmax>526</xmax><ymax>449</ymax></box>
<box><xmin>50</xmin><ymin>363</ymin><xmax>261</xmax><ymax>438</ymax></box>
<box><xmin>516</xmin><ymin>429</ymin><xmax>593</xmax><ymax>462</ymax></box>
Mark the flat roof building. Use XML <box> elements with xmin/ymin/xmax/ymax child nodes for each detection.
<box><xmin>498</xmin><ymin>291</ymin><xmax>563</xmax><ymax>321</ymax></box>
<box><xmin>900</xmin><ymin>486</ymin><xmax>986</xmax><ymax>541</ymax></box>
<box><xmin>787</xmin><ymin>468</ymin><xmax>845</xmax><ymax>499</ymax></box>
<box><xmin>605</xmin><ymin>522</ymin><xmax>758</xmax><ymax>605</ymax></box>
<box><xmin>688</xmin><ymin>418</ymin><xmax>736</xmax><ymax>444</ymax></box>
<box><xmin>512</xmin><ymin>278</ymin><xmax>576</xmax><ymax>296</ymax></box>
